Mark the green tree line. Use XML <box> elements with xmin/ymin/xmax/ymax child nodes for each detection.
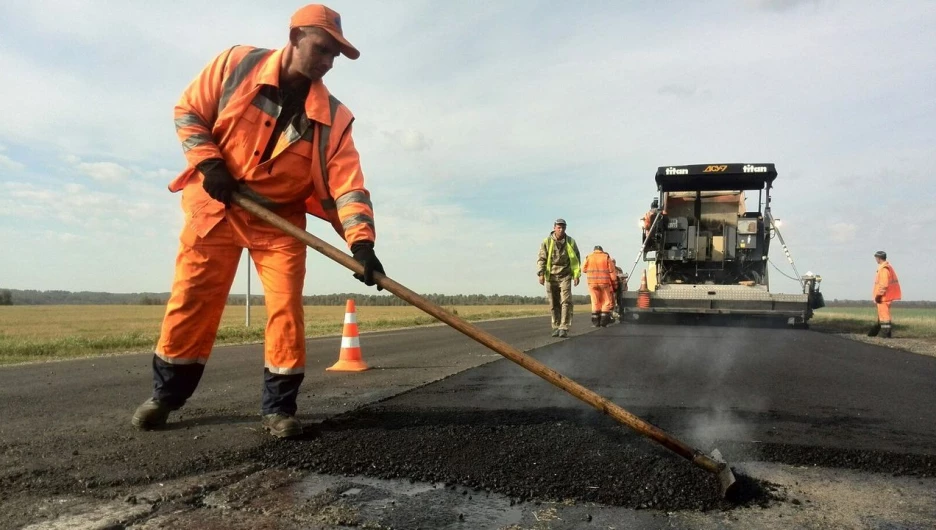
<box><xmin>0</xmin><ymin>288</ymin><xmax>593</xmax><ymax>307</ymax></box>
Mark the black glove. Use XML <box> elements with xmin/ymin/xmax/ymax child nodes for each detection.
<box><xmin>874</xmin><ymin>295</ymin><xmax>883</xmax><ymax>304</ymax></box>
<box><xmin>351</xmin><ymin>241</ymin><xmax>385</xmax><ymax>290</ymax></box>
<box><xmin>198</xmin><ymin>158</ymin><xmax>239</xmax><ymax>207</ymax></box>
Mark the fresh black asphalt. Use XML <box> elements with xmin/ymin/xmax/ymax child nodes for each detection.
<box><xmin>250</xmin><ymin>322</ymin><xmax>936</xmax><ymax>510</ymax></box>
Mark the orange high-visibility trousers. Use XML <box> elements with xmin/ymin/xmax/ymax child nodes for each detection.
<box><xmin>156</xmin><ymin>207</ymin><xmax>308</xmax><ymax>375</ymax></box>
<box><xmin>876</xmin><ymin>301</ymin><xmax>892</xmax><ymax>323</ymax></box>
<box><xmin>589</xmin><ymin>284</ymin><xmax>615</xmax><ymax>313</ymax></box>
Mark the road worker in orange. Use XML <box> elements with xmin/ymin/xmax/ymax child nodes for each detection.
<box><xmin>132</xmin><ymin>4</ymin><xmax>384</xmax><ymax>438</ymax></box>
<box><xmin>642</xmin><ymin>199</ymin><xmax>663</xmax><ymax>242</ymax></box>
<box><xmin>583</xmin><ymin>246</ymin><xmax>618</xmax><ymax>327</ymax></box>
<box><xmin>868</xmin><ymin>250</ymin><xmax>901</xmax><ymax>338</ymax></box>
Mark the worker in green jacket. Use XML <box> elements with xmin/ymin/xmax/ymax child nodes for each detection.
<box><xmin>536</xmin><ymin>218</ymin><xmax>581</xmax><ymax>338</ymax></box>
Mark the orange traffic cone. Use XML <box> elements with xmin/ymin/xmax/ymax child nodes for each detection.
<box><xmin>637</xmin><ymin>270</ymin><xmax>651</xmax><ymax>309</ymax></box>
<box><xmin>327</xmin><ymin>299</ymin><xmax>370</xmax><ymax>372</ymax></box>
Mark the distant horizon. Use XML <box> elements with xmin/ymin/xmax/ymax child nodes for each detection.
<box><xmin>1</xmin><ymin>287</ymin><xmax>932</xmax><ymax>304</ymax></box>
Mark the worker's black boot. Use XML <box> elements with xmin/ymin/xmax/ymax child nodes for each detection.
<box><xmin>590</xmin><ymin>313</ymin><xmax>600</xmax><ymax>327</ymax></box>
<box><xmin>867</xmin><ymin>323</ymin><xmax>881</xmax><ymax>337</ymax></box>
<box><xmin>881</xmin><ymin>323</ymin><xmax>892</xmax><ymax>339</ymax></box>
<box><xmin>133</xmin><ymin>355</ymin><xmax>203</xmax><ymax>430</ymax></box>
<box><xmin>132</xmin><ymin>398</ymin><xmax>180</xmax><ymax>430</ymax></box>
<box><xmin>262</xmin><ymin>413</ymin><xmax>303</xmax><ymax>439</ymax></box>
<box><xmin>262</xmin><ymin>370</ymin><xmax>304</xmax><ymax>438</ymax></box>
<box><xmin>599</xmin><ymin>312</ymin><xmax>611</xmax><ymax>327</ymax></box>
<box><xmin>551</xmin><ymin>329</ymin><xmax>560</xmax><ymax>337</ymax></box>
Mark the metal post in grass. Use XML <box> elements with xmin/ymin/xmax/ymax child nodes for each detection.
<box><xmin>245</xmin><ymin>254</ymin><xmax>251</xmax><ymax>328</ymax></box>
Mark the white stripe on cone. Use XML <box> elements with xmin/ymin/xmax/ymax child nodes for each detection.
<box><xmin>344</xmin><ymin>312</ymin><xmax>357</xmax><ymax>324</ymax></box>
<box><xmin>341</xmin><ymin>336</ymin><xmax>360</xmax><ymax>348</ymax></box>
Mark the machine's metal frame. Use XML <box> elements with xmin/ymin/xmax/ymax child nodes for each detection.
<box><xmin>621</xmin><ymin>163</ymin><xmax>823</xmax><ymax>327</ymax></box>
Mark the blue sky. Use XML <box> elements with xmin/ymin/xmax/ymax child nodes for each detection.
<box><xmin>0</xmin><ymin>0</ymin><xmax>934</xmax><ymax>300</ymax></box>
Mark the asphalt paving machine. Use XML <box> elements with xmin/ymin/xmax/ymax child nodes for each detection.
<box><xmin>620</xmin><ymin>163</ymin><xmax>824</xmax><ymax>327</ymax></box>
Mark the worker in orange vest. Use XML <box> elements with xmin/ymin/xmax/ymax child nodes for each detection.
<box><xmin>868</xmin><ymin>250</ymin><xmax>901</xmax><ymax>338</ymax></box>
<box><xmin>132</xmin><ymin>4</ymin><xmax>384</xmax><ymax>439</ymax></box>
<box><xmin>641</xmin><ymin>198</ymin><xmax>666</xmax><ymax>243</ymax></box>
<box><xmin>583</xmin><ymin>246</ymin><xmax>618</xmax><ymax>327</ymax></box>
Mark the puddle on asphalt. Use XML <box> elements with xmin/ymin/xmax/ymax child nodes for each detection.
<box><xmin>295</xmin><ymin>473</ymin><xmax>524</xmax><ymax>529</ymax></box>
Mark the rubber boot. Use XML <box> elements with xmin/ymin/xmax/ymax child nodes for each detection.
<box><xmin>132</xmin><ymin>398</ymin><xmax>181</xmax><ymax>430</ymax></box>
<box><xmin>867</xmin><ymin>323</ymin><xmax>881</xmax><ymax>337</ymax></box>
<box><xmin>262</xmin><ymin>413</ymin><xmax>303</xmax><ymax>438</ymax></box>
<box><xmin>590</xmin><ymin>313</ymin><xmax>600</xmax><ymax>327</ymax></box>
<box><xmin>599</xmin><ymin>312</ymin><xmax>612</xmax><ymax>327</ymax></box>
<box><xmin>881</xmin><ymin>323</ymin><xmax>892</xmax><ymax>339</ymax></box>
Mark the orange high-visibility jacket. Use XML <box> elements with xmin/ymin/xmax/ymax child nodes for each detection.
<box><xmin>583</xmin><ymin>251</ymin><xmax>617</xmax><ymax>289</ymax></box>
<box><xmin>873</xmin><ymin>261</ymin><xmax>902</xmax><ymax>302</ymax></box>
<box><xmin>169</xmin><ymin>45</ymin><xmax>375</xmax><ymax>246</ymax></box>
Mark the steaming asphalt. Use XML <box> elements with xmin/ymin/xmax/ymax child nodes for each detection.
<box><xmin>2</xmin><ymin>316</ymin><xmax>935</xmax><ymax>525</ymax></box>
<box><xmin>253</xmin><ymin>320</ymin><xmax>936</xmax><ymax>510</ymax></box>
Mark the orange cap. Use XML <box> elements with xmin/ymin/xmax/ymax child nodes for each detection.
<box><xmin>289</xmin><ymin>4</ymin><xmax>360</xmax><ymax>60</ymax></box>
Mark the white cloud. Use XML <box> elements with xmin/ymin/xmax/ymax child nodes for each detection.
<box><xmin>829</xmin><ymin>223</ymin><xmax>858</xmax><ymax>244</ymax></box>
<box><xmin>141</xmin><ymin>168</ymin><xmax>177</xmax><ymax>180</ymax></box>
<box><xmin>381</xmin><ymin>129</ymin><xmax>433</xmax><ymax>152</ymax></box>
<box><xmin>0</xmin><ymin>153</ymin><xmax>25</xmax><ymax>171</ymax></box>
<box><xmin>1</xmin><ymin>180</ymin><xmax>176</xmax><ymax>231</ymax></box>
<box><xmin>76</xmin><ymin>161</ymin><xmax>132</xmax><ymax>182</ymax></box>
<box><xmin>44</xmin><ymin>230</ymin><xmax>82</xmax><ymax>243</ymax></box>
<box><xmin>657</xmin><ymin>84</ymin><xmax>702</xmax><ymax>99</ymax></box>
<box><xmin>748</xmin><ymin>0</ymin><xmax>825</xmax><ymax>12</ymax></box>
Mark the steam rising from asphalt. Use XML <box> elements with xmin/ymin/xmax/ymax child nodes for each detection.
<box><xmin>468</xmin><ymin>316</ymin><xmax>774</xmax><ymax>465</ymax></box>
<box><xmin>654</xmin><ymin>318</ymin><xmax>769</xmax><ymax>449</ymax></box>
<box><xmin>503</xmin><ymin>318</ymin><xmax>770</xmax><ymax>450</ymax></box>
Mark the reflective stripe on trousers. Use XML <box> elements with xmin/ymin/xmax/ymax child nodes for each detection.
<box><xmin>588</xmin><ymin>284</ymin><xmax>615</xmax><ymax>313</ymax></box>
<box><xmin>876</xmin><ymin>301</ymin><xmax>892</xmax><ymax>324</ymax></box>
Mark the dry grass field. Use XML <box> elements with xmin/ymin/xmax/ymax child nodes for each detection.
<box><xmin>811</xmin><ymin>306</ymin><xmax>936</xmax><ymax>358</ymax></box>
<box><xmin>3</xmin><ymin>304</ymin><xmax>932</xmax><ymax>365</ymax></box>
<box><xmin>811</xmin><ymin>306</ymin><xmax>936</xmax><ymax>338</ymax></box>
<box><xmin>0</xmin><ymin>304</ymin><xmax>549</xmax><ymax>365</ymax></box>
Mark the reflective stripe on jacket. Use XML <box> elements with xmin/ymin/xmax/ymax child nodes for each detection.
<box><xmin>541</xmin><ymin>235</ymin><xmax>581</xmax><ymax>281</ymax></box>
<box><xmin>169</xmin><ymin>45</ymin><xmax>375</xmax><ymax>246</ymax></box>
<box><xmin>874</xmin><ymin>261</ymin><xmax>902</xmax><ymax>302</ymax></box>
<box><xmin>583</xmin><ymin>251</ymin><xmax>617</xmax><ymax>287</ymax></box>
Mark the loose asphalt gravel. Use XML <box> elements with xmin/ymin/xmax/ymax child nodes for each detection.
<box><xmin>3</xmin><ymin>317</ymin><xmax>935</xmax><ymax>527</ymax></box>
<box><xmin>247</xmin><ymin>321</ymin><xmax>936</xmax><ymax>512</ymax></box>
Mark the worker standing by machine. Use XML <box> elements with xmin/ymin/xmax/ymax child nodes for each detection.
<box><xmin>641</xmin><ymin>198</ymin><xmax>665</xmax><ymax>243</ymax></box>
<box><xmin>613</xmin><ymin>262</ymin><xmax>628</xmax><ymax>321</ymax></box>
<box><xmin>868</xmin><ymin>250</ymin><xmax>902</xmax><ymax>338</ymax></box>
<box><xmin>583</xmin><ymin>245</ymin><xmax>617</xmax><ymax>327</ymax></box>
<box><xmin>537</xmin><ymin>219</ymin><xmax>581</xmax><ymax>338</ymax></box>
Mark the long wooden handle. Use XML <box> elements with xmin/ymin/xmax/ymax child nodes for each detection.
<box><xmin>232</xmin><ymin>192</ymin><xmax>726</xmax><ymax>476</ymax></box>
